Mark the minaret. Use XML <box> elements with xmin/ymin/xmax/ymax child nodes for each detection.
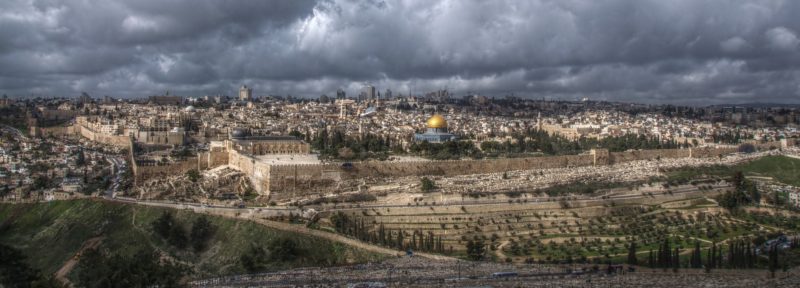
<box><xmin>358</xmin><ymin>120</ymin><xmax>364</xmax><ymax>140</ymax></box>
<box><xmin>537</xmin><ymin>112</ymin><xmax>542</xmax><ymax>131</ymax></box>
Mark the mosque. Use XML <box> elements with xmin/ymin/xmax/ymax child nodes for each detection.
<box><xmin>225</xmin><ymin>128</ymin><xmax>310</xmax><ymax>155</ymax></box>
<box><xmin>414</xmin><ymin>114</ymin><xmax>458</xmax><ymax>143</ymax></box>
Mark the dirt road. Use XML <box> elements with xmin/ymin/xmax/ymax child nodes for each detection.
<box><xmin>54</xmin><ymin>236</ymin><xmax>104</xmax><ymax>286</ymax></box>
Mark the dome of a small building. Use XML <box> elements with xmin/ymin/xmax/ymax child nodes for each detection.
<box><xmin>426</xmin><ymin>114</ymin><xmax>448</xmax><ymax>129</ymax></box>
<box><xmin>230</xmin><ymin>128</ymin><xmax>248</xmax><ymax>139</ymax></box>
<box><xmin>184</xmin><ymin>105</ymin><xmax>196</xmax><ymax>112</ymax></box>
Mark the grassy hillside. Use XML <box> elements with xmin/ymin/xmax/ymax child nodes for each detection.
<box><xmin>737</xmin><ymin>155</ymin><xmax>800</xmax><ymax>186</ymax></box>
<box><xmin>0</xmin><ymin>200</ymin><xmax>385</xmax><ymax>280</ymax></box>
<box><xmin>664</xmin><ymin>155</ymin><xmax>800</xmax><ymax>186</ymax></box>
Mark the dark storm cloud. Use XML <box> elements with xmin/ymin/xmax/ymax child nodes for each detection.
<box><xmin>1</xmin><ymin>0</ymin><xmax>799</xmax><ymax>104</ymax></box>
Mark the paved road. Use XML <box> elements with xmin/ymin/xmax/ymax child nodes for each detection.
<box><xmin>103</xmin><ymin>157</ymin><xmax>126</xmax><ymax>199</ymax></box>
<box><xmin>0</xmin><ymin>124</ymin><xmax>28</xmax><ymax>141</ymax></box>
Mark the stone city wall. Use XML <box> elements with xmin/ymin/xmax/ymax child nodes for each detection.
<box><xmin>265</xmin><ymin>146</ymin><xmax>747</xmax><ymax>199</ymax></box>
<box><xmin>608</xmin><ymin>148</ymin><xmax>690</xmax><ymax>163</ymax></box>
<box><xmin>125</xmin><ymin>139</ymin><xmax>792</xmax><ymax>200</ymax></box>
<box><xmin>74</xmin><ymin>123</ymin><xmax>132</xmax><ymax>147</ymax></box>
<box><xmin>197</xmin><ymin>148</ymin><xmax>229</xmax><ymax>170</ymax></box>
<box><xmin>754</xmin><ymin>140</ymin><xmax>788</xmax><ymax>150</ymax></box>
<box><xmin>132</xmin><ymin>130</ymin><xmax>185</xmax><ymax>146</ymax></box>
<box><xmin>266</xmin><ymin>154</ymin><xmax>597</xmax><ymax>199</ymax></box>
<box><xmin>29</xmin><ymin>125</ymin><xmax>75</xmax><ymax>138</ymax></box>
<box><xmin>690</xmin><ymin>146</ymin><xmax>738</xmax><ymax>158</ymax></box>
<box><xmin>227</xmin><ymin>150</ymin><xmax>272</xmax><ymax>197</ymax></box>
<box><xmin>37</xmin><ymin>109</ymin><xmax>78</xmax><ymax>121</ymax></box>
<box><xmin>734</xmin><ymin>140</ymin><xmax>792</xmax><ymax>151</ymax></box>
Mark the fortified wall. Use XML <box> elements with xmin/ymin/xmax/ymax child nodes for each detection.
<box><xmin>268</xmin><ymin>153</ymin><xmax>595</xmax><ymax>195</ymax></box>
<box><xmin>72</xmin><ymin>122</ymin><xmax>132</xmax><ymax>148</ymax></box>
<box><xmin>225</xmin><ymin>149</ymin><xmax>275</xmax><ymax>196</ymax></box>
<box><xmin>263</xmin><ymin>146</ymin><xmax>746</xmax><ymax>201</ymax></box>
<box><xmin>132</xmin><ymin>130</ymin><xmax>185</xmax><ymax>146</ymax></box>
<box><xmin>269</xmin><ymin>141</ymin><xmax>792</xmax><ymax>201</ymax></box>
<box><xmin>132</xmin><ymin>147</ymin><xmax>230</xmax><ymax>183</ymax></box>
<box><xmin>198</xmin><ymin>147</ymin><xmax>229</xmax><ymax>169</ymax></box>
<box><xmin>123</xmin><ymin>133</ymin><xmax>792</xmax><ymax>201</ymax></box>
<box><xmin>29</xmin><ymin>125</ymin><xmax>75</xmax><ymax>138</ymax></box>
<box><xmin>129</xmin><ymin>145</ymin><xmax>737</xmax><ymax>196</ymax></box>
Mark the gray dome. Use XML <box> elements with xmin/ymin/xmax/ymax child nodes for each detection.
<box><xmin>230</xmin><ymin>128</ymin><xmax>248</xmax><ymax>139</ymax></box>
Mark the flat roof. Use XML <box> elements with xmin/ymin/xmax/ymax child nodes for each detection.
<box><xmin>254</xmin><ymin>154</ymin><xmax>321</xmax><ymax>165</ymax></box>
<box><xmin>231</xmin><ymin>136</ymin><xmax>302</xmax><ymax>142</ymax></box>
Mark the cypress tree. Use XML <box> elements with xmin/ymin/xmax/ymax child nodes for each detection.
<box><xmin>627</xmin><ymin>242</ymin><xmax>638</xmax><ymax>266</ymax></box>
<box><xmin>709</xmin><ymin>242</ymin><xmax>716</xmax><ymax>269</ymax></box>
<box><xmin>657</xmin><ymin>245</ymin><xmax>663</xmax><ymax>268</ymax></box>
<box><xmin>672</xmin><ymin>247</ymin><xmax>680</xmax><ymax>272</ymax></box>
<box><xmin>691</xmin><ymin>241</ymin><xmax>702</xmax><ymax>268</ymax></box>
<box><xmin>397</xmin><ymin>230</ymin><xmax>405</xmax><ymax>250</ymax></box>
<box><xmin>378</xmin><ymin>223</ymin><xmax>386</xmax><ymax>245</ymax></box>
<box><xmin>768</xmin><ymin>244</ymin><xmax>778</xmax><ymax>278</ymax></box>
<box><xmin>659</xmin><ymin>238</ymin><xmax>672</xmax><ymax>270</ymax></box>
<box><xmin>728</xmin><ymin>242</ymin><xmax>734</xmax><ymax>269</ymax></box>
<box><xmin>420</xmin><ymin>232</ymin><xmax>433</xmax><ymax>251</ymax></box>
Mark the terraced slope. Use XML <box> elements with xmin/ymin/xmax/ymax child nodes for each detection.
<box><xmin>322</xmin><ymin>184</ymin><xmax>785</xmax><ymax>262</ymax></box>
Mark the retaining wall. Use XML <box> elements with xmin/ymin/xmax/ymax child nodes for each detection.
<box><xmin>265</xmin><ymin>146</ymin><xmax>747</xmax><ymax>199</ymax></box>
<box><xmin>74</xmin><ymin>124</ymin><xmax>132</xmax><ymax>147</ymax></box>
<box><xmin>133</xmin><ymin>157</ymin><xmax>199</xmax><ymax>182</ymax></box>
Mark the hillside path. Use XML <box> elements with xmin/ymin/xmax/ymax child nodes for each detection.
<box><xmin>127</xmin><ymin>200</ymin><xmax>457</xmax><ymax>261</ymax></box>
<box><xmin>215</xmin><ymin>209</ymin><xmax>456</xmax><ymax>261</ymax></box>
<box><xmin>54</xmin><ymin>236</ymin><xmax>104</xmax><ymax>287</ymax></box>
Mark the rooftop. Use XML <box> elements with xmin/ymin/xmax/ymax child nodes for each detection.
<box><xmin>254</xmin><ymin>154</ymin><xmax>321</xmax><ymax>165</ymax></box>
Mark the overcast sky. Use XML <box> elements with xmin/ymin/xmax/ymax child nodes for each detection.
<box><xmin>1</xmin><ymin>0</ymin><xmax>800</xmax><ymax>105</ymax></box>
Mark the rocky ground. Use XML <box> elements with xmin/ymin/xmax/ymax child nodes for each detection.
<box><xmin>190</xmin><ymin>255</ymin><xmax>800</xmax><ymax>287</ymax></box>
<box><xmin>355</xmin><ymin>150</ymin><xmax>781</xmax><ymax>206</ymax></box>
<box><xmin>132</xmin><ymin>167</ymin><xmax>252</xmax><ymax>205</ymax></box>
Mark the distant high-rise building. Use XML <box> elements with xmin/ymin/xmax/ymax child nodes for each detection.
<box><xmin>362</xmin><ymin>84</ymin><xmax>376</xmax><ymax>101</ymax></box>
<box><xmin>336</xmin><ymin>89</ymin><xmax>346</xmax><ymax>99</ymax></box>
<box><xmin>385</xmin><ymin>89</ymin><xmax>392</xmax><ymax>99</ymax></box>
<box><xmin>239</xmin><ymin>85</ymin><xmax>252</xmax><ymax>101</ymax></box>
<box><xmin>0</xmin><ymin>94</ymin><xmax>14</xmax><ymax>108</ymax></box>
<box><xmin>77</xmin><ymin>92</ymin><xmax>93</xmax><ymax>105</ymax></box>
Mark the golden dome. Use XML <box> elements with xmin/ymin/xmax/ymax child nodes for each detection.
<box><xmin>426</xmin><ymin>114</ymin><xmax>448</xmax><ymax>129</ymax></box>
